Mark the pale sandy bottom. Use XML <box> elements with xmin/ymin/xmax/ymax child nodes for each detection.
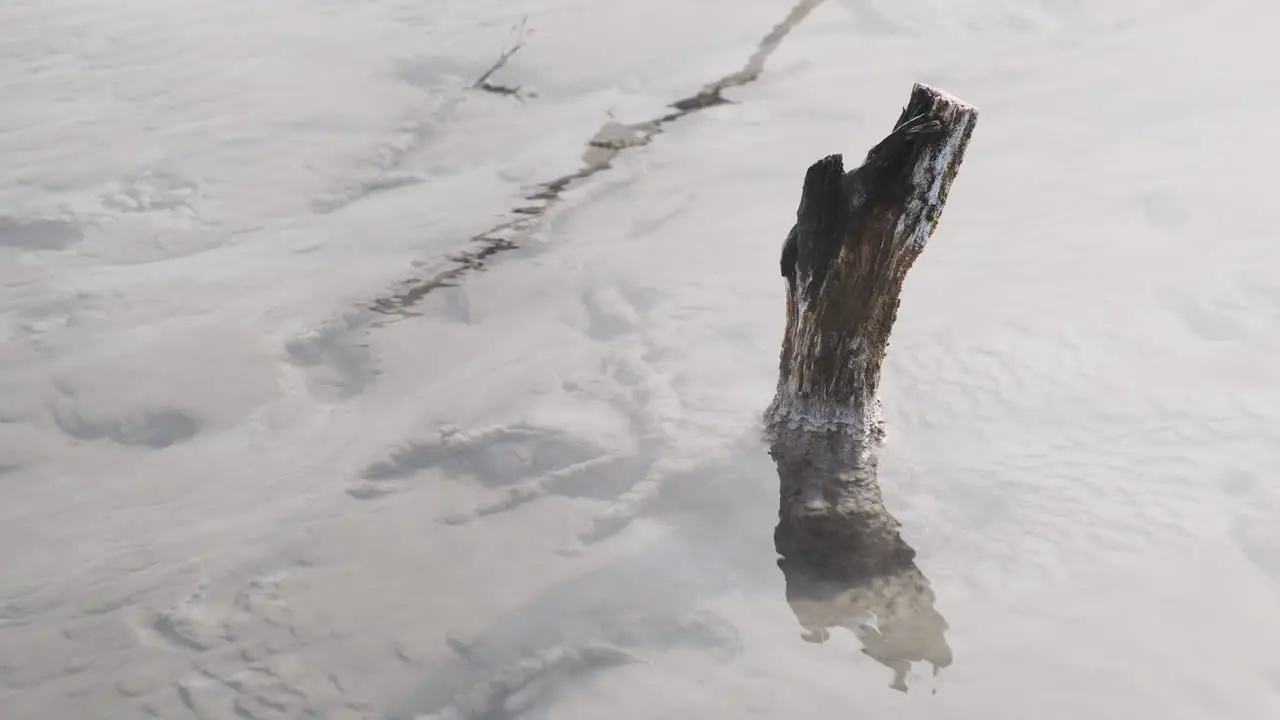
<box><xmin>2</xmin><ymin>1</ymin><xmax>1279</xmax><ymax>718</ymax></box>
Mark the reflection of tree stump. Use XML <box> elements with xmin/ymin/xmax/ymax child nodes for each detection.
<box><xmin>771</xmin><ymin>433</ymin><xmax>953</xmax><ymax>692</ymax></box>
<box><xmin>765</xmin><ymin>83</ymin><xmax>977</xmax><ymax>692</ymax></box>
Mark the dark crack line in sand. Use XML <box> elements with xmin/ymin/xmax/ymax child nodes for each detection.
<box><xmin>368</xmin><ymin>0</ymin><xmax>827</xmax><ymax>322</ymax></box>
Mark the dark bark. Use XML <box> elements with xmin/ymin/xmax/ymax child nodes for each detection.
<box><xmin>766</xmin><ymin>83</ymin><xmax>977</xmax><ymax>692</ymax></box>
<box><xmin>768</xmin><ymin>82</ymin><xmax>978</xmax><ymax>434</ymax></box>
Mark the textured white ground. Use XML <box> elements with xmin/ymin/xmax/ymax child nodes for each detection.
<box><xmin>3</xmin><ymin>0</ymin><xmax>1280</xmax><ymax>718</ymax></box>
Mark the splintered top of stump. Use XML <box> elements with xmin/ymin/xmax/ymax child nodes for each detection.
<box><xmin>893</xmin><ymin>83</ymin><xmax>977</xmax><ymax>252</ymax></box>
<box><xmin>787</xmin><ymin>83</ymin><xmax>978</xmax><ymax>293</ymax></box>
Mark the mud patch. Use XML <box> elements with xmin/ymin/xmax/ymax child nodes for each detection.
<box><xmin>283</xmin><ymin>314</ymin><xmax>377</xmax><ymax>399</ymax></box>
<box><xmin>0</xmin><ymin>217</ymin><xmax>83</xmax><ymax>251</ymax></box>
<box><xmin>1162</xmin><ymin>291</ymin><xmax>1246</xmax><ymax>343</ymax></box>
<box><xmin>1139</xmin><ymin>190</ymin><xmax>1189</xmax><ymax>230</ymax></box>
<box><xmin>361</xmin><ymin>423</ymin><xmax>608</xmax><ymax>486</ymax></box>
<box><xmin>51</xmin><ymin>406</ymin><xmax>200</xmax><ymax>449</ymax></box>
<box><xmin>101</xmin><ymin>170</ymin><xmax>202</xmax><ymax>214</ymax></box>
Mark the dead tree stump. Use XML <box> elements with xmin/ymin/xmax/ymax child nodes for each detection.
<box><xmin>766</xmin><ymin>83</ymin><xmax>977</xmax><ymax>691</ymax></box>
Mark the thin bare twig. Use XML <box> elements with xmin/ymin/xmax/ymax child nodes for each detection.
<box><xmin>471</xmin><ymin>17</ymin><xmax>531</xmax><ymax>98</ymax></box>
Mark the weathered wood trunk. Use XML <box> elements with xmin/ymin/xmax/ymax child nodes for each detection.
<box><xmin>767</xmin><ymin>82</ymin><xmax>977</xmax><ymax>433</ymax></box>
<box><xmin>766</xmin><ymin>83</ymin><xmax>977</xmax><ymax>691</ymax></box>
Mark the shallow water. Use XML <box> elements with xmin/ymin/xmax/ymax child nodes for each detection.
<box><xmin>2</xmin><ymin>0</ymin><xmax>1279</xmax><ymax>718</ymax></box>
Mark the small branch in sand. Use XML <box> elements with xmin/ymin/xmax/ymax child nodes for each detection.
<box><xmin>471</xmin><ymin>17</ymin><xmax>534</xmax><ymax>100</ymax></box>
